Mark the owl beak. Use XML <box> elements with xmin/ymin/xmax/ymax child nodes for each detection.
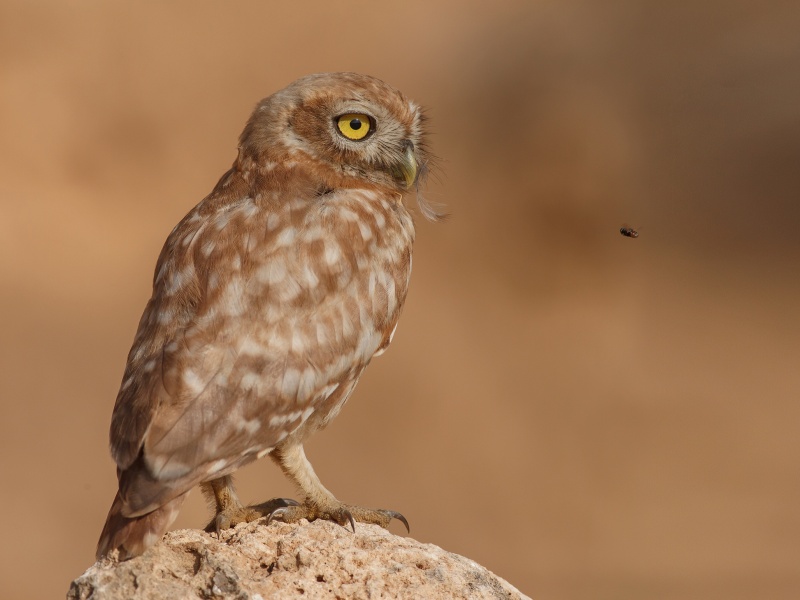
<box><xmin>397</xmin><ymin>141</ymin><xmax>418</xmax><ymax>189</ymax></box>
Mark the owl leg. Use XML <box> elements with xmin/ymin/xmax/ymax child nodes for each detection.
<box><xmin>266</xmin><ymin>442</ymin><xmax>409</xmax><ymax>533</ymax></box>
<box><xmin>201</xmin><ymin>475</ymin><xmax>298</xmax><ymax>534</ymax></box>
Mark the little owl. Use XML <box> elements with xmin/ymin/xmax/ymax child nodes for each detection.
<box><xmin>96</xmin><ymin>72</ymin><xmax>440</xmax><ymax>560</ymax></box>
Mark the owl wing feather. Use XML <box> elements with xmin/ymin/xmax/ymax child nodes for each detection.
<box><xmin>112</xmin><ymin>183</ymin><xmax>394</xmax><ymax>515</ymax></box>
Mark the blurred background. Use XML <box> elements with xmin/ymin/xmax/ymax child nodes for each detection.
<box><xmin>1</xmin><ymin>1</ymin><xmax>799</xmax><ymax>598</ymax></box>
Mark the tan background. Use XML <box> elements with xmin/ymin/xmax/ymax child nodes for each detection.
<box><xmin>1</xmin><ymin>1</ymin><xmax>799</xmax><ymax>598</ymax></box>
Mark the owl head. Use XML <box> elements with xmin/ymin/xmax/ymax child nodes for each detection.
<box><xmin>238</xmin><ymin>72</ymin><xmax>443</xmax><ymax>220</ymax></box>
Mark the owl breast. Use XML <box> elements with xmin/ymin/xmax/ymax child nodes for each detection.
<box><xmin>172</xmin><ymin>186</ymin><xmax>415</xmax><ymax>448</ymax></box>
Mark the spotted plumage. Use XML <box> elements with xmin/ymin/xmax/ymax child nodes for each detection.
<box><xmin>97</xmin><ymin>73</ymin><xmax>439</xmax><ymax>560</ymax></box>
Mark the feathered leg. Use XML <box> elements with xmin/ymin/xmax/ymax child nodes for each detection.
<box><xmin>266</xmin><ymin>442</ymin><xmax>409</xmax><ymax>532</ymax></box>
<box><xmin>201</xmin><ymin>474</ymin><xmax>298</xmax><ymax>534</ymax></box>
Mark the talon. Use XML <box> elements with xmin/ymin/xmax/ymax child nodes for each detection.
<box><xmin>343</xmin><ymin>509</ymin><xmax>356</xmax><ymax>533</ymax></box>
<box><xmin>266</xmin><ymin>506</ymin><xmax>288</xmax><ymax>526</ymax></box>
<box><xmin>386</xmin><ymin>510</ymin><xmax>410</xmax><ymax>533</ymax></box>
<box><xmin>214</xmin><ymin>513</ymin><xmax>229</xmax><ymax>538</ymax></box>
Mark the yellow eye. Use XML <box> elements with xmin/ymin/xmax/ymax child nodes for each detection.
<box><xmin>336</xmin><ymin>113</ymin><xmax>372</xmax><ymax>141</ymax></box>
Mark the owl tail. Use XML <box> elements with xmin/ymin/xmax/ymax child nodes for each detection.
<box><xmin>96</xmin><ymin>491</ymin><xmax>187</xmax><ymax>561</ymax></box>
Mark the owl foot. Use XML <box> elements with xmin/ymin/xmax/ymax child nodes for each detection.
<box><xmin>204</xmin><ymin>496</ymin><xmax>299</xmax><ymax>535</ymax></box>
<box><xmin>266</xmin><ymin>501</ymin><xmax>409</xmax><ymax>533</ymax></box>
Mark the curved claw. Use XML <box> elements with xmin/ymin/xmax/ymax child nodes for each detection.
<box><xmin>266</xmin><ymin>506</ymin><xmax>288</xmax><ymax>526</ymax></box>
<box><xmin>214</xmin><ymin>514</ymin><xmax>227</xmax><ymax>538</ymax></box>
<box><xmin>342</xmin><ymin>508</ymin><xmax>356</xmax><ymax>533</ymax></box>
<box><xmin>251</xmin><ymin>497</ymin><xmax>300</xmax><ymax>511</ymax></box>
<box><xmin>385</xmin><ymin>510</ymin><xmax>410</xmax><ymax>533</ymax></box>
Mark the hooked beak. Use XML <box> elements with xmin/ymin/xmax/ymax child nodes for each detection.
<box><xmin>395</xmin><ymin>140</ymin><xmax>418</xmax><ymax>189</ymax></box>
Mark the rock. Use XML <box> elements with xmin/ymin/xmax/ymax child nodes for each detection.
<box><xmin>67</xmin><ymin>519</ymin><xmax>530</xmax><ymax>599</ymax></box>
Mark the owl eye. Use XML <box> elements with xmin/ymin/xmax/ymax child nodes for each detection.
<box><xmin>336</xmin><ymin>113</ymin><xmax>373</xmax><ymax>141</ymax></box>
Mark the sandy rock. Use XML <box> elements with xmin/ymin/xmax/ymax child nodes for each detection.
<box><xmin>67</xmin><ymin>519</ymin><xmax>530</xmax><ymax>599</ymax></box>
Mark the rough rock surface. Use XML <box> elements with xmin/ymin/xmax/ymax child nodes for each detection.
<box><xmin>67</xmin><ymin>519</ymin><xmax>530</xmax><ymax>599</ymax></box>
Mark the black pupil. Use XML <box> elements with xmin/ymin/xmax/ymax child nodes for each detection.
<box><xmin>349</xmin><ymin>118</ymin><xmax>362</xmax><ymax>130</ymax></box>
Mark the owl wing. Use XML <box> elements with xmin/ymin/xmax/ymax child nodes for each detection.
<box><xmin>111</xmin><ymin>187</ymin><xmax>387</xmax><ymax>516</ymax></box>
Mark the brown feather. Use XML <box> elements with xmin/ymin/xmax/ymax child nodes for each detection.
<box><xmin>96</xmin><ymin>491</ymin><xmax>187</xmax><ymax>561</ymax></box>
<box><xmin>98</xmin><ymin>72</ymin><xmax>430</xmax><ymax>559</ymax></box>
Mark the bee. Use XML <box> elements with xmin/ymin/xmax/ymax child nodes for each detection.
<box><xmin>620</xmin><ymin>225</ymin><xmax>639</xmax><ymax>238</ymax></box>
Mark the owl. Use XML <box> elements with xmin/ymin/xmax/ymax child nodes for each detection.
<box><xmin>96</xmin><ymin>72</ymin><xmax>441</xmax><ymax>560</ymax></box>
